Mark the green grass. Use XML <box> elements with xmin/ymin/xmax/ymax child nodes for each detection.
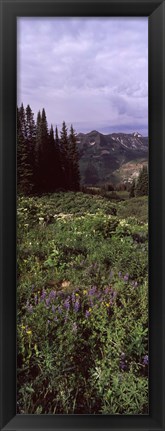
<box><xmin>17</xmin><ymin>192</ymin><xmax>148</xmax><ymax>414</ymax></box>
<box><xmin>117</xmin><ymin>196</ymin><xmax>148</xmax><ymax>223</ymax></box>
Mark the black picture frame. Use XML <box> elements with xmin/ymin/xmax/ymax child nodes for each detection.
<box><xmin>0</xmin><ymin>0</ymin><xmax>165</xmax><ymax>430</ymax></box>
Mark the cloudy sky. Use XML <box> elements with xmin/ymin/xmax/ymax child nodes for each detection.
<box><xmin>17</xmin><ymin>17</ymin><xmax>148</xmax><ymax>136</ymax></box>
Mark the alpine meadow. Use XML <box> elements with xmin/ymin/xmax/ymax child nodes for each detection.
<box><xmin>17</xmin><ymin>17</ymin><xmax>148</xmax><ymax>414</ymax></box>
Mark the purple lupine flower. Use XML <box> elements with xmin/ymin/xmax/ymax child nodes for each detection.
<box><xmin>64</xmin><ymin>297</ymin><xmax>70</xmax><ymax>311</ymax></box>
<box><xmin>119</xmin><ymin>352</ymin><xmax>126</xmax><ymax>371</ymax></box>
<box><xmin>64</xmin><ymin>313</ymin><xmax>69</xmax><ymax>323</ymax></box>
<box><xmin>54</xmin><ymin>316</ymin><xmax>58</xmax><ymax>322</ymax></box>
<box><xmin>124</xmin><ymin>274</ymin><xmax>129</xmax><ymax>282</ymax></box>
<box><xmin>89</xmin><ymin>286</ymin><xmax>97</xmax><ymax>296</ymax></box>
<box><xmin>27</xmin><ymin>304</ymin><xmax>33</xmax><ymax>313</ymax></box>
<box><xmin>89</xmin><ymin>299</ymin><xmax>94</xmax><ymax>307</ymax></box>
<box><xmin>58</xmin><ymin>306</ymin><xmax>62</xmax><ymax>314</ymax></box>
<box><xmin>143</xmin><ymin>355</ymin><xmax>148</xmax><ymax>365</ymax></box>
<box><xmin>71</xmin><ymin>292</ymin><xmax>75</xmax><ymax>304</ymax></box>
<box><xmin>120</xmin><ymin>362</ymin><xmax>126</xmax><ymax>370</ymax></box>
<box><xmin>34</xmin><ymin>294</ymin><xmax>38</xmax><ymax>305</ymax></box>
<box><xmin>111</xmin><ymin>290</ymin><xmax>117</xmax><ymax>300</ymax></box>
<box><xmin>45</xmin><ymin>298</ymin><xmax>50</xmax><ymax>307</ymax></box>
<box><xmin>72</xmin><ymin>322</ymin><xmax>77</xmax><ymax>333</ymax></box>
<box><xmin>49</xmin><ymin>290</ymin><xmax>56</xmax><ymax>300</ymax></box>
<box><xmin>134</xmin><ymin>281</ymin><xmax>138</xmax><ymax>287</ymax></box>
<box><xmin>85</xmin><ymin>309</ymin><xmax>90</xmax><ymax>318</ymax></box>
<box><xmin>74</xmin><ymin>300</ymin><xmax>80</xmax><ymax>312</ymax></box>
<box><xmin>52</xmin><ymin>305</ymin><xmax>55</xmax><ymax>313</ymax></box>
<box><xmin>118</xmin><ymin>271</ymin><xmax>122</xmax><ymax>278</ymax></box>
<box><xmin>105</xmin><ymin>287</ymin><xmax>110</xmax><ymax>294</ymax></box>
<box><xmin>47</xmin><ymin>319</ymin><xmax>50</xmax><ymax>325</ymax></box>
<box><xmin>40</xmin><ymin>289</ymin><xmax>46</xmax><ymax>301</ymax></box>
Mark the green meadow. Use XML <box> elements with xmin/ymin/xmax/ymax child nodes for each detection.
<box><xmin>17</xmin><ymin>192</ymin><xmax>148</xmax><ymax>414</ymax></box>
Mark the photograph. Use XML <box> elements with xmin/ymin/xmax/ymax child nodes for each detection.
<box><xmin>17</xmin><ymin>17</ymin><xmax>149</xmax><ymax>415</ymax></box>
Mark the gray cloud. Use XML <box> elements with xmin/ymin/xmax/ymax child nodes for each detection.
<box><xmin>17</xmin><ymin>17</ymin><xmax>148</xmax><ymax>135</ymax></box>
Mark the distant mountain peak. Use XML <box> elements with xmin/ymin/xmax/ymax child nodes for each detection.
<box><xmin>76</xmin><ymin>130</ymin><xmax>148</xmax><ymax>186</ymax></box>
<box><xmin>132</xmin><ymin>132</ymin><xmax>142</xmax><ymax>138</ymax></box>
<box><xmin>87</xmin><ymin>130</ymin><xmax>99</xmax><ymax>135</ymax></box>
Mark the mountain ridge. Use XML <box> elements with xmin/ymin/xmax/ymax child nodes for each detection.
<box><xmin>76</xmin><ymin>130</ymin><xmax>148</xmax><ymax>186</ymax></box>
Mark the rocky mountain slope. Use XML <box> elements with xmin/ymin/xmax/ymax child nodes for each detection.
<box><xmin>76</xmin><ymin>130</ymin><xmax>148</xmax><ymax>185</ymax></box>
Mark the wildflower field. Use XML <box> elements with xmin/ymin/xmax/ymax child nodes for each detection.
<box><xmin>17</xmin><ymin>192</ymin><xmax>148</xmax><ymax>414</ymax></box>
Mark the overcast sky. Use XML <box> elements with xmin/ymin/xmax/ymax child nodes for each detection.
<box><xmin>17</xmin><ymin>17</ymin><xmax>148</xmax><ymax>136</ymax></box>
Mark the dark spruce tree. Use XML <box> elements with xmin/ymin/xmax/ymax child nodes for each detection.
<box><xmin>34</xmin><ymin>110</ymin><xmax>42</xmax><ymax>193</ymax></box>
<box><xmin>48</xmin><ymin>125</ymin><xmax>56</xmax><ymax>191</ymax></box>
<box><xmin>69</xmin><ymin>125</ymin><xmax>80</xmax><ymax>191</ymax></box>
<box><xmin>47</xmin><ymin>124</ymin><xmax>62</xmax><ymax>192</ymax></box>
<box><xmin>60</xmin><ymin>121</ymin><xmax>69</xmax><ymax>189</ymax></box>
<box><xmin>25</xmin><ymin>104</ymin><xmax>36</xmax><ymax>192</ymax></box>
<box><xmin>135</xmin><ymin>165</ymin><xmax>148</xmax><ymax>196</ymax></box>
<box><xmin>129</xmin><ymin>178</ymin><xmax>136</xmax><ymax>198</ymax></box>
<box><xmin>34</xmin><ymin>108</ymin><xmax>50</xmax><ymax>193</ymax></box>
<box><xmin>41</xmin><ymin>108</ymin><xmax>49</xmax><ymax>192</ymax></box>
<box><xmin>54</xmin><ymin>125</ymin><xmax>63</xmax><ymax>189</ymax></box>
<box><xmin>55</xmin><ymin>126</ymin><xmax>59</xmax><ymax>146</ymax></box>
<box><xmin>17</xmin><ymin>103</ymin><xmax>33</xmax><ymax>195</ymax></box>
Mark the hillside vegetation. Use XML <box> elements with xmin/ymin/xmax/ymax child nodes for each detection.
<box><xmin>77</xmin><ymin>131</ymin><xmax>148</xmax><ymax>186</ymax></box>
<box><xmin>17</xmin><ymin>192</ymin><xmax>148</xmax><ymax>414</ymax></box>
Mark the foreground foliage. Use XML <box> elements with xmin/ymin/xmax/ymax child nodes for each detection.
<box><xmin>17</xmin><ymin>192</ymin><xmax>148</xmax><ymax>414</ymax></box>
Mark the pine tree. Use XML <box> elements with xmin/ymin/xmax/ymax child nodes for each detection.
<box><xmin>55</xmin><ymin>126</ymin><xmax>59</xmax><ymax>146</ymax></box>
<box><xmin>69</xmin><ymin>125</ymin><xmax>80</xmax><ymax>191</ymax></box>
<box><xmin>46</xmin><ymin>125</ymin><xmax>56</xmax><ymax>191</ymax></box>
<box><xmin>25</xmin><ymin>104</ymin><xmax>36</xmax><ymax>192</ymax></box>
<box><xmin>135</xmin><ymin>166</ymin><xmax>148</xmax><ymax>196</ymax></box>
<box><xmin>60</xmin><ymin>121</ymin><xmax>69</xmax><ymax>189</ymax></box>
<box><xmin>129</xmin><ymin>178</ymin><xmax>136</xmax><ymax>198</ymax></box>
<box><xmin>54</xmin><ymin>125</ymin><xmax>62</xmax><ymax>189</ymax></box>
<box><xmin>17</xmin><ymin>103</ymin><xmax>33</xmax><ymax>194</ymax></box>
<box><xmin>41</xmin><ymin>108</ymin><xmax>49</xmax><ymax>150</ymax></box>
<box><xmin>34</xmin><ymin>110</ymin><xmax>42</xmax><ymax>193</ymax></box>
<box><xmin>38</xmin><ymin>108</ymin><xmax>49</xmax><ymax>192</ymax></box>
<box><xmin>17</xmin><ymin>104</ymin><xmax>24</xmax><ymax>189</ymax></box>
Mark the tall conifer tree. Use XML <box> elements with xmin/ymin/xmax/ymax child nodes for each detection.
<box><xmin>25</xmin><ymin>104</ymin><xmax>36</xmax><ymax>191</ymax></box>
<box><xmin>69</xmin><ymin>125</ymin><xmax>80</xmax><ymax>191</ymax></box>
<box><xmin>17</xmin><ymin>103</ymin><xmax>32</xmax><ymax>194</ymax></box>
<box><xmin>135</xmin><ymin>166</ymin><xmax>148</xmax><ymax>196</ymax></box>
<box><xmin>34</xmin><ymin>110</ymin><xmax>42</xmax><ymax>192</ymax></box>
<box><xmin>54</xmin><ymin>125</ymin><xmax>62</xmax><ymax>189</ymax></box>
<box><xmin>60</xmin><ymin>121</ymin><xmax>69</xmax><ymax>189</ymax></box>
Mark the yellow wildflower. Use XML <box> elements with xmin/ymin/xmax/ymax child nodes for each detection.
<box><xmin>26</xmin><ymin>330</ymin><xmax>32</xmax><ymax>335</ymax></box>
<box><xmin>83</xmin><ymin>290</ymin><xmax>87</xmax><ymax>295</ymax></box>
